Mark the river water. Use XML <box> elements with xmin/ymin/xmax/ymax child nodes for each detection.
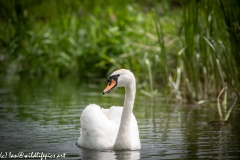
<box><xmin>0</xmin><ymin>77</ymin><xmax>240</xmax><ymax>159</ymax></box>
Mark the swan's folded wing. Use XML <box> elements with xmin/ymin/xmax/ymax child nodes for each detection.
<box><xmin>78</xmin><ymin>104</ymin><xmax>118</xmax><ymax>150</ymax></box>
<box><xmin>107</xmin><ymin>106</ymin><xmax>123</xmax><ymax>127</ymax></box>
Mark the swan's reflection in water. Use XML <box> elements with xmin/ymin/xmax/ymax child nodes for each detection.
<box><xmin>80</xmin><ymin>148</ymin><xmax>140</xmax><ymax>160</ymax></box>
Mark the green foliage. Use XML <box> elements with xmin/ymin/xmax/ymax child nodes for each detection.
<box><xmin>219</xmin><ymin>0</ymin><xmax>240</xmax><ymax>94</ymax></box>
<box><xmin>167</xmin><ymin>0</ymin><xmax>240</xmax><ymax>102</ymax></box>
<box><xmin>0</xmin><ymin>0</ymin><xmax>239</xmax><ymax>102</ymax></box>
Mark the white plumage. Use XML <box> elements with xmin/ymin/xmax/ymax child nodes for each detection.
<box><xmin>77</xmin><ymin>69</ymin><xmax>141</xmax><ymax>150</ymax></box>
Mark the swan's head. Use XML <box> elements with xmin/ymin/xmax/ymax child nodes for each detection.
<box><xmin>102</xmin><ymin>69</ymin><xmax>135</xmax><ymax>94</ymax></box>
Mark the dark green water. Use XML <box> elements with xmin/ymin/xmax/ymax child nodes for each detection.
<box><xmin>0</xmin><ymin>77</ymin><xmax>240</xmax><ymax>160</ymax></box>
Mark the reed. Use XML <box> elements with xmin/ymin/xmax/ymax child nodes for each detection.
<box><xmin>219</xmin><ymin>0</ymin><xmax>240</xmax><ymax>97</ymax></box>
<box><xmin>166</xmin><ymin>0</ymin><xmax>240</xmax><ymax>103</ymax></box>
<box><xmin>0</xmin><ymin>0</ymin><xmax>239</xmax><ymax>104</ymax></box>
<box><xmin>215</xmin><ymin>59</ymin><xmax>238</xmax><ymax>122</ymax></box>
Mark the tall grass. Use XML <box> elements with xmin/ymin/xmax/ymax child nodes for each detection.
<box><xmin>0</xmin><ymin>0</ymin><xmax>239</xmax><ymax>104</ymax></box>
<box><xmin>219</xmin><ymin>0</ymin><xmax>240</xmax><ymax>96</ymax></box>
<box><xmin>166</xmin><ymin>0</ymin><xmax>239</xmax><ymax>103</ymax></box>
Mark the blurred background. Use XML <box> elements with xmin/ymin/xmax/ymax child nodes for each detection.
<box><xmin>1</xmin><ymin>1</ymin><xmax>240</xmax><ymax>159</ymax></box>
<box><xmin>0</xmin><ymin>0</ymin><xmax>239</xmax><ymax>103</ymax></box>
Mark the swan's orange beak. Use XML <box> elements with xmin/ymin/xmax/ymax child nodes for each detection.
<box><xmin>102</xmin><ymin>79</ymin><xmax>117</xmax><ymax>95</ymax></box>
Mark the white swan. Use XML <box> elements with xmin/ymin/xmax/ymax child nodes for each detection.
<box><xmin>77</xmin><ymin>69</ymin><xmax>141</xmax><ymax>150</ymax></box>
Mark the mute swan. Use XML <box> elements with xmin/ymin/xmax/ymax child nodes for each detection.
<box><xmin>77</xmin><ymin>69</ymin><xmax>141</xmax><ymax>150</ymax></box>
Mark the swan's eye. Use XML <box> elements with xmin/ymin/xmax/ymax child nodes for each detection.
<box><xmin>107</xmin><ymin>78</ymin><xmax>112</xmax><ymax>86</ymax></box>
<box><xmin>107</xmin><ymin>74</ymin><xmax>120</xmax><ymax>86</ymax></box>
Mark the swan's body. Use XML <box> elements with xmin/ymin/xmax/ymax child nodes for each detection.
<box><xmin>77</xmin><ymin>69</ymin><xmax>141</xmax><ymax>150</ymax></box>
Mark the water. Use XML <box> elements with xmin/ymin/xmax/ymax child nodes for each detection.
<box><xmin>0</xmin><ymin>78</ymin><xmax>240</xmax><ymax>159</ymax></box>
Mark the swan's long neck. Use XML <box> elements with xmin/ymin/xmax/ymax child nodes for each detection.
<box><xmin>113</xmin><ymin>80</ymin><xmax>136</xmax><ymax>150</ymax></box>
